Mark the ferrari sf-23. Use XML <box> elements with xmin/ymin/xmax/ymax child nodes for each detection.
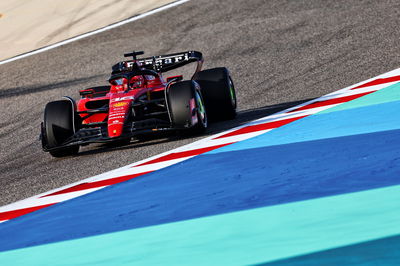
<box><xmin>41</xmin><ymin>50</ymin><xmax>236</xmax><ymax>157</ymax></box>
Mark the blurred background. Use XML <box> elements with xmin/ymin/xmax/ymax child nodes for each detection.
<box><xmin>0</xmin><ymin>0</ymin><xmax>175</xmax><ymax>61</ymax></box>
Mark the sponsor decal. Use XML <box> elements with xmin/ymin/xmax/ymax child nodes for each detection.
<box><xmin>108</xmin><ymin>115</ymin><xmax>125</xmax><ymax>119</ymax></box>
<box><xmin>110</xmin><ymin>119</ymin><xmax>123</xmax><ymax>125</ymax></box>
<box><xmin>109</xmin><ymin>112</ymin><xmax>126</xmax><ymax>117</ymax></box>
<box><xmin>113</xmin><ymin>102</ymin><xmax>128</xmax><ymax>107</ymax></box>
<box><xmin>136</xmin><ymin>53</ymin><xmax>189</xmax><ymax>68</ymax></box>
<box><xmin>111</xmin><ymin>96</ymin><xmax>135</xmax><ymax>102</ymax></box>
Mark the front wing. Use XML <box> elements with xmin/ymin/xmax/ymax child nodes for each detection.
<box><xmin>41</xmin><ymin>118</ymin><xmax>175</xmax><ymax>152</ymax></box>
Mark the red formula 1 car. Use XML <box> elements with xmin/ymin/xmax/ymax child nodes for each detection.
<box><xmin>41</xmin><ymin>50</ymin><xmax>236</xmax><ymax>157</ymax></box>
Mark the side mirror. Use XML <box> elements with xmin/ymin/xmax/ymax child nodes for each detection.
<box><xmin>79</xmin><ymin>89</ymin><xmax>95</xmax><ymax>98</ymax></box>
<box><xmin>167</xmin><ymin>75</ymin><xmax>183</xmax><ymax>82</ymax></box>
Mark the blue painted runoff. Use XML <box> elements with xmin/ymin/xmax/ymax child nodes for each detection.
<box><xmin>210</xmin><ymin>99</ymin><xmax>400</xmax><ymax>153</ymax></box>
<box><xmin>0</xmin><ymin>126</ymin><xmax>399</xmax><ymax>252</ymax></box>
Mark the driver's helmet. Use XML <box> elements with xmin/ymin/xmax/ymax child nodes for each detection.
<box><xmin>129</xmin><ymin>75</ymin><xmax>144</xmax><ymax>89</ymax></box>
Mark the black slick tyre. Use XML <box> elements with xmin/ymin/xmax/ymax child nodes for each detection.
<box><xmin>167</xmin><ymin>80</ymin><xmax>207</xmax><ymax>134</ymax></box>
<box><xmin>43</xmin><ymin>100</ymin><xmax>79</xmax><ymax>157</ymax></box>
<box><xmin>194</xmin><ymin>67</ymin><xmax>237</xmax><ymax>121</ymax></box>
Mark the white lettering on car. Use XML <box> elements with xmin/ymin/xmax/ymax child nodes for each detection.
<box><xmin>111</xmin><ymin>96</ymin><xmax>135</xmax><ymax>102</ymax></box>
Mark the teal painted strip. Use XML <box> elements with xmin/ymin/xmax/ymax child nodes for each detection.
<box><xmin>320</xmin><ymin>82</ymin><xmax>400</xmax><ymax>114</ymax></box>
<box><xmin>1</xmin><ymin>185</ymin><xmax>400</xmax><ymax>265</ymax></box>
<box><xmin>255</xmin><ymin>234</ymin><xmax>400</xmax><ymax>266</ymax></box>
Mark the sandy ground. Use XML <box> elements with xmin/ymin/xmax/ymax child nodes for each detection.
<box><xmin>0</xmin><ymin>0</ymin><xmax>176</xmax><ymax>61</ymax></box>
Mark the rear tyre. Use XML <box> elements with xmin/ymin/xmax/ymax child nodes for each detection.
<box><xmin>43</xmin><ymin>100</ymin><xmax>79</xmax><ymax>157</ymax></box>
<box><xmin>167</xmin><ymin>80</ymin><xmax>207</xmax><ymax>134</ymax></box>
<box><xmin>194</xmin><ymin>67</ymin><xmax>237</xmax><ymax>121</ymax></box>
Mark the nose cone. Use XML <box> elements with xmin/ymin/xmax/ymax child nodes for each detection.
<box><xmin>108</xmin><ymin>101</ymin><xmax>130</xmax><ymax>138</ymax></box>
<box><xmin>108</xmin><ymin>122</ymin><xmax>124</xmax><ymax>138</ymax></box>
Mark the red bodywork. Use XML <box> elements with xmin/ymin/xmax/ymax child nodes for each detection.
<box><xmin>77</xmin><ymin>71</ymin><xmax>170</xmax><ymax>138</ymax></box>
<box><xmin>41</xmin><ymin>51</ymin><xmax>206</xmax><ymax>155</ymax></box>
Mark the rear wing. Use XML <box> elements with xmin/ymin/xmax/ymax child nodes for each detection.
<box><xmin>136</xmin><ymin>51</ymin><xmax>203</xmax><ymax>73</ymax></box>
<box><xmin>111</xmin><ymin>51</ymin><xmax>204</xmax><ymax>79</ymax></box>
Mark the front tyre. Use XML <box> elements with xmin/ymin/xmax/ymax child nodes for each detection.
<box><xmin>167</xmin><ymin>80</ymin><xmax>207</xmax><ymax>134</ymax></box>
<box><xmin>43</xmin><ymin>100</ymin><xmax>79</xmax><ymax>157</ymax></box>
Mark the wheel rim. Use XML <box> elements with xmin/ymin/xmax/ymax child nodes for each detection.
<box><xmin>195</xmin><ymin>90</ymin><xmax>207</xmax><ymax>127</ymax></box>
<box><xmin>228</xmin><ymin>77</ymin><xmax>237</xmax><ymax>109</ymax></box>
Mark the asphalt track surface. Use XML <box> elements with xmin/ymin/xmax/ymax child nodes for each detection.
<box><xmin>1</xmin><ymin>0</ymin><xmax>400</xmax><ymax>206</ymax></box>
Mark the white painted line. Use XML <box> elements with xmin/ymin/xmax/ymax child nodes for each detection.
<box><xmin>0</xmin><ymin>187</ymin><xmax>105</xmax><ymax>213</ymax></box>
<box><xmin>0</xmin><ymin>0</ymin><xmax>191</xmax><ymax>65</ymax></box>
